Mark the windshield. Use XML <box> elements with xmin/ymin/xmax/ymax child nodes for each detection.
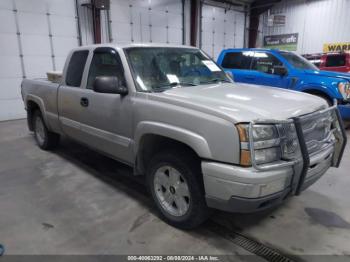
<box><xmin>125</xmin><ymin>47</ymin><xmax>231</xmax><ymax>92</ymax></box>
<box><xmin>279</xmin><ymin>51</ymin><xmax>318</xmax><ymax>70</ymax></box>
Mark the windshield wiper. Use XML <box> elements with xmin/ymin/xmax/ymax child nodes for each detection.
<box><xmin>153</xmin><ymin>82</ymin><xmax>198</xmax><ymax>91</ymax></box>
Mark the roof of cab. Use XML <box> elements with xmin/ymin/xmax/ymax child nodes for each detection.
<box><xmin>71</xmin><ymin>43</ymin><xmax>198</xmax><ymax>51</ymax></box>
<box><xmin>220</xmin><ymin>48</ymin><xmax>284</xmax><ymax>53</ymax></box>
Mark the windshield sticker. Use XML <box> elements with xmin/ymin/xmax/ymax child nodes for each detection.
<box><xmin>166</xmin><ymin>74</ymin><xmax>180</xmax><ymax>83</ymax></box>
<box><xmin>202</xmin><ymin>60</ymin><xmax>221</xmax><ymax>72</ymax></box>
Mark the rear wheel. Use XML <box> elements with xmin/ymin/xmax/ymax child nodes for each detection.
<box><xmin>33</xmin><ymin>110</ymin><xmax>60</xmax><ymax>150</ymax></box>
<box><xmin>147</xmin><ymin>150</ymin><xmax>209</xmax><ymax>229</ymax></box>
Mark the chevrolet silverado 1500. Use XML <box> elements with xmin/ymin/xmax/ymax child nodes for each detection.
<box><xmin>21</xmin><ymin>44</ymin><xmax>347</xmax><ymax>229</ymax></box>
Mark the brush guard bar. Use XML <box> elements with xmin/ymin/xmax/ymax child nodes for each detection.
<box><xmin>247</xmin><ymin>103</ymin><xmax>347</xmax><ymax>195</ymax></box>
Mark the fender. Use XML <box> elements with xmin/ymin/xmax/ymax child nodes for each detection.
<box><xmin>134</xmin><ymin>121</ymin><xmax>212</xmax><ymax>159</ymax></box>
<box><xmin>26</xmin><ymin>94</ymin><xmax>51</xmax><ymax>130</ymax></box>
<box><xmin>297</xmin><ymin>84</ymin><xmax>341</xmax><ymax>100</ymax></box>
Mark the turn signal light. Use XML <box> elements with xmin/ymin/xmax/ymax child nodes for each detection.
<box><xmin>237</xmin><ymin>124</ymin><xmax>248</xmax><ymax>142</ymax></box>
<box><xmin>240</xmin><ymin>149</ymin><xmax>251</xmax><ymax>166</ymax></box>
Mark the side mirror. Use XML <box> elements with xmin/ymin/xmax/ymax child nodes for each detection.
<box><xmin>273</xmin><ymin>65</ymin><xmax>288</xmax><ymax>76</ymax></box>
<box><xmin>93</xmin><ymin>76</ymin><xmax>128</xmax><ymax>95</ymax></box>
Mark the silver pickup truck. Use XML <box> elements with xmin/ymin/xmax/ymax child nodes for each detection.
<box><xmin>21</xmin><ymin>44</ymin><xmax>347</xmax><ymax>229</ymax></box>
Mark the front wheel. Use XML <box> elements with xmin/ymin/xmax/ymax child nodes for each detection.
<box><xmin>344</xmin><ymin>121</ymin><xmax>350</xmax><ymax>130</ymax></box>
<box><xmin>147</xmin><ymin>150</ymin><xmax>209</xmax><ymax>229</ymax></box>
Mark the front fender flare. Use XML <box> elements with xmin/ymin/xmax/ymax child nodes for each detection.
<box><xmin>134</xmin><ymin>121</ymin><xmax>212</xmax><ymax>159</ymax></box>
<box><xmin>298</xmin><ymin>84</ymin><xmax>341</xmax><ymax>99</ymax></box>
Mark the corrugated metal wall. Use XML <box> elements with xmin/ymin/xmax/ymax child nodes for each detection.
<box><xmin>258</xmin><ymin>0</ymin><xmax>350</xmax><ymax>54</ymax></box>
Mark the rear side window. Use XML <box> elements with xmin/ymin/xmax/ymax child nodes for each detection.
<box><xmin>221</xmin><ymin>52</ymin><xmax>253</xmax><ymax>69</ymax></box>
<box><xmin>325</xmin><ymin>55</ymin><xmax>346</xmax><ymax>67</ymax></box>
<box><xmin>66</xmin><ymin>50</ymin><xmax>89</xmax><ymax>87</ymax></box>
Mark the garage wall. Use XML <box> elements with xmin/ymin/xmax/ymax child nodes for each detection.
<box><xmin>200</xmin><ymin>3</ymin><xmax>245</xmax><ymax>59</ymax></box>
<box><xmin>258</xmin><ymin>0</ymin><xmax>350</xmax><ymax>54</ymax></box>
<box><xmin>109</xmin><ymin>0</ymin><xmax>184</xmax><ymax>45</ymax></box>
<box><xmin>0</xmin><ymin>0</ymin><xmax>79</xmax><ymax>121</ymax></box>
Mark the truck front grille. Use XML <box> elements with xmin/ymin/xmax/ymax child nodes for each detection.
<box><xmin>300</xmin><ymin>109</ymin><xmax>335</xmax><ymax>155</ymax></box>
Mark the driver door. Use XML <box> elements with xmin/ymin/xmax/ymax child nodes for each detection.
<box><xmin>59</xmin><ymin>47</ymin><xmax>133</xmax><ymax>164</ymax></box>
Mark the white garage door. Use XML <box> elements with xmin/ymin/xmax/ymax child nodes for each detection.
<box><xmin>110</xmin><ymin>0</ymin><xmax>183</xmax><ymax>45</ymax></box>
<box><xmin>0</xmin><ymin>0</ymin><xmax>79</xmax><ymax>121</ymax></box>
<box><xmin>201</xmin><ymin>4</ymin><xmax>245</xmax><ymax>59</ymax></box>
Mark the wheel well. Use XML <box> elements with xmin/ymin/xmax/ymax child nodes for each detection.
<box><xmin>304</xmin><ymin>89</ymin><xmax>333</xmax><ymax>105</ymax></box>
<box><xmin>136</xmin><ymin>134</ymin><xmax>200</xmax><ymax>175</ymax></box>
<box><xmin>27</xmin><ymin>100</ymin><xmax>40</xmax><ymax>131</ymax></box>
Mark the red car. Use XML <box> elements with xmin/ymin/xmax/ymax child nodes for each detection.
<box><xmin>304</xmin><ymin>52</ymin><xmax>350</xmax><ymax>73</ymax></box>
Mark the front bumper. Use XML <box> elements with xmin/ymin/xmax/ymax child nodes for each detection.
<box><xmin>206</xmin><ymin>187</ymin><xmax>291</xmax><ymax>213</ymax></box>
<box><xmin>203</xmin><ymin>144</ymin><xmax>333</xmax><ymax>213</ymax></box>
<box><xmin>203</xmin><ymin>106</ymin><xmax>347</xmax><ymax>213</ymax></box>
<box><xmin>338</xmin><ymin>103</ymin><xmax>350</xmax><ymax>120</ymax></box>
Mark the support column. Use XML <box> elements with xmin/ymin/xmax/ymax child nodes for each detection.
<box><xmin>92</xmin><ymin>1</ymin><xmax>101</xmax><ymax>44</ymax></box>
<box><xmin>248</xmin><ymin>8</ymin><xmax>259</xmax><ymax>48</ymax></box>
<box><xmin>190</xmin><ymin>0</ymin><xmax>199</xmax><ymax>47</ymax></box>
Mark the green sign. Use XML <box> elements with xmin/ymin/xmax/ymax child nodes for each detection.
<box><xmin>263</xmin><ymin>33</ymin><xmax>298</xmax><ymax>51</ymax></box>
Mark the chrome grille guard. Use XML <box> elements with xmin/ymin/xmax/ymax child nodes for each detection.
<box><xmin>247</xmin><ymin>102</ymin><xmax>347</xmax><ymax>194</ymax></box>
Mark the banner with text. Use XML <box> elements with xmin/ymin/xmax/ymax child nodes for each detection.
<box><xmin>263</xmin><ymin>33</ymin><xmax>298</xmax><ymax>51</ymax></box>
<box><xmin>323</xmin><ymin>42</ymin><xmax>350</xmax><ymax>52</ymax></box>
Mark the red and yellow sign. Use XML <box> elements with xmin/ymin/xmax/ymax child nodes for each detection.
<box><xmin>323</xmin><ymin>42</ymin><xmax>350</xmax><ymax>52</ymax></box>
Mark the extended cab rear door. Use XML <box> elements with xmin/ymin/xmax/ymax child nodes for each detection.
<box><xmin>58</xmin><ymin>50</ymin><xmax>89</xmax><ymax>139</ymax></box>
<box><xmin>58</xmin><ymin>47</ymin><xmax>133</xmax><ymax>165</ymax></box>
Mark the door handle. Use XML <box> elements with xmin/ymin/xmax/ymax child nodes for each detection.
<box><xmin>80</xmin><ymin>97</ymin><xmax>89</xmax><ymax>107</ymax></box>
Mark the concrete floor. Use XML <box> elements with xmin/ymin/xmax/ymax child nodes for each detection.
<box><xmin>1</xmin><ymin>119</ymin><xmax>350</xmax><ymax>259</ymax></box>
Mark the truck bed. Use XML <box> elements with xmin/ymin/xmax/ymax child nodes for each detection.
<box><xmin>21</xmin><ymin>78</ymin><xmax>61</xmax><ymax>131</ymax></box>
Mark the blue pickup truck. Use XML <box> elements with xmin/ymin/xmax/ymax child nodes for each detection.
<box><xmin>217</xmin><ymin>48</ymin><xmax>350</xmax><ymax>120</ymax></box>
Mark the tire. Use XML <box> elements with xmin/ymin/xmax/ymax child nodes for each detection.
<box><xmin>33</xmin><ymin>110</ymin><xmax>60</xmax><ymax>150</ymax></box>
<box><xmin>344</xmin><ymin>121</ymin><xmax>350</xmax><ymax>130</ymax></box>
<box><xmin>147</xmin><ymin>149</ymin><xmax>209</xmax><ymax>229</ymax></box>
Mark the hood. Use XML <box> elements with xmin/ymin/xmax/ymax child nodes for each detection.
<box><xmin>304</xmin><ymin>69</ymin><xmax>350</xmax><ymax>81</ymax></box>
<box><xmin>149</xmin><ymin>82</ymin><xmax>327</xmax><ymax>123</ymax></box>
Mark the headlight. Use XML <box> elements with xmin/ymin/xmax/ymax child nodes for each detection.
<box><xmin>278</xmin><ymin>122</ymin><xmax>300</xmax><ymax>160</ymax></box>
<box><xmin>338</xmin><ymin>82</ymin><xmax>350</xmax><ymax>100</ymax></box>
<box><xmin>237</xmin><ymin>123</ymin><xmax>300</xmax><ymax>166</ymax></box>
<box><xmin>252</xmin><ymin>125</ymin><xmax>279</xmax><ymax>141</ymax></box>
<box><xmin>255</xmin><ymin>147</ymin><xmax>281</xmax><ymax>165</ymax></box>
